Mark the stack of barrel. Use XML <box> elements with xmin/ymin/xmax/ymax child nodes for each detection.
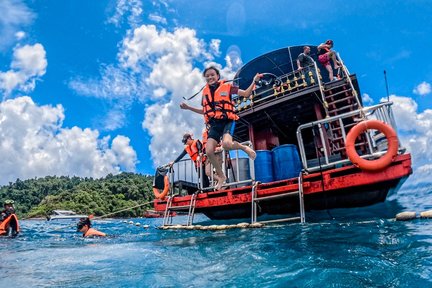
<box><xmin>255</xmin><ymin>144</ymin><xmax>302</xmax><ymax>183</ymax></box>
<box><xmin>228</xmin><ymin>144</ymin><xmax>302</xmax><ymax>184</ymax></box>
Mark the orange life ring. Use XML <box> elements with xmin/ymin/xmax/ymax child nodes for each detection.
<box><xmin>153</xmin><ymin>175</ymin><xmax>170</xmax><ymax>199</ymax></box>
<box><xmin>345</xmin><ymin>119</ymin><xmax>398</xmax><ymax>171</ymax></box>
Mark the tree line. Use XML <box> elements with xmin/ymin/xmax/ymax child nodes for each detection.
<box><xmin>0</xmin><ymin>173</ymin><xmax>155</xmax><ymax>218</ymax></box>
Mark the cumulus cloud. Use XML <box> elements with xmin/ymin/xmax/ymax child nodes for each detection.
<box><xmin>0</xmin><ymin>96</ymin><xmax>138</xmax><ymax>185</ymax></box>
<box><xmin>413</xmin><ymin>81</ymin><xmax>431</xmax><ymax>96</ymax></box>
<box><xmin>71</xmin><ymin>19</ymin><xmax>238</xmax><ymax>166</ymax></box>
<box><xmin>107</xmin><ymin>0</ymin><xmax>143</xmax><ymax>28</ymax></box>
<box><xmin>100</xmin><ymin>104</ymin><xmax>129</xmax><ymax>131</ymax></box>
<box><xmin>0</xmin><ymin>0</ymin><xmax>34</xmax><ymax>50</ymax></box>
<box><xmin>15</xmin><ymin>31</ymin><xmax>26</xmax><ymax>40</ymax></box>
<box><xmin>387</xmin><ymin>95</ymin><xmax>432</xmax><ymax>183</ymax></box>
<box><xmin>69</xmin><ymin>64</ymin><xmax>144</xmax><ymax>101</ymax></box>
<box><xmin>0</xmin><ymin>43</ymin><xmax>47</xmax><ymax>97</ymax></box>
<box><xmin>362</xmin><ymin>93</ymin><xmax>374</xmax><ymax>105</ymax></box>
<box><xmin>118</xmin><ymin>24</ymin><xmax>243</xmax><ymax>166</ymax></box>
<box><xmin>209</xmin><ymin>39</ymin><xmax>221</xmax><ymax>57</ymax></box>
<box><xmin>149</xmin><ymin>14</ymin><xmax>167</xmax><ymax>25</ymax></box>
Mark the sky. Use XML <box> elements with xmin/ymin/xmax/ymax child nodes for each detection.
<box><xmin>0</xmin><ymin>0</ymin><xmax>431</xmax><ymax>186</ymax></box>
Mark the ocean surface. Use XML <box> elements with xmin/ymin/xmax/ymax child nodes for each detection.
<box><xmin>1</xmin><ymin>182</ymin><xmax>432</xmax><ymax>288</ymax></box>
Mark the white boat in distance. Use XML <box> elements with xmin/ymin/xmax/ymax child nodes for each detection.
<box><xmin>47</xmin><ymin>210</ymin><xmax>88</xmax><ymax>221</ymax></box>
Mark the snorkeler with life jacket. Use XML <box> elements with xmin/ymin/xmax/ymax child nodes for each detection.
<box><xmin>0</xmin><ymin>199</ymin><xmax>20</xmax><ymax>237</ymax></box>
<box><xmin>170</xmin><ymin>132</ymin><xmax>210</xmax><ymax>189</ymax></box>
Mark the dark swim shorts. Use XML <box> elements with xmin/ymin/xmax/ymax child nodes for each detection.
<box><xmin>207</xmin><ymin>119</ymin><xmax>235</xmax><ymax>142</ymax></box>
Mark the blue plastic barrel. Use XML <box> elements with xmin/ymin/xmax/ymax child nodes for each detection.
<box><xmin>272</xmin><ymin>144</ymin><xmax>302</xmax><ymax>180</ymax></box>
<box><xmin>229</xmin><ymin>150</ymin><xmax>248</xmax><ymax>159</ymax></box>
<box><xmin>254</xmin><ymin>150</ymin><xmax>274</xmax><ymax>183</ymax></box>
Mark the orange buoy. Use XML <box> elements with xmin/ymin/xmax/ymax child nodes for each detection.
<box><xmin>345</xmin><ymin>120</ymin><xmax>398</xmax><ymax>171</ymax></box>
<box><xmin>153</xmin><ymin>174</ymin><xmax>170</xmax><ymax>199</ymax></box>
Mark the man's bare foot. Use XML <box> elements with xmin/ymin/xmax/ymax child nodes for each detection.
<box><xmin>215</xmin><ymin>174</ymin><xmax>226</xmax><ymax>190</ymax></box>
<box><xmin>244</xmin><ymin>146</ymin><xmax>256</xmax><ymax>160</ymax></box>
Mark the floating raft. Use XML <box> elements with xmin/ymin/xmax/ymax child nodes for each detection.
<box><xmin>395</xmin><ymin>210</ymin><xmax>432</xmax><ymax>221</ymax></box>
<box><xmin>159</xmin><ymin>222</ymin><xmax>265</xmax><ymax>230</ymax></box>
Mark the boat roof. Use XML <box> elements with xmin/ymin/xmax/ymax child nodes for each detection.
<box><xmin>52</xmin><ymin>210</ymin><xmax>78</xmax><ymax>215</ymax></box>
<box><xmin>234</xmin><ymin>45</ymin><xmax>320</xmax><ymax>89</ymax></box>
<box><xmin>231</xmin><ymin>45</ymin><xmax>361</xmax><ymax>144</ymax></box>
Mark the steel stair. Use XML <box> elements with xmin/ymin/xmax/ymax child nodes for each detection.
<box><xmin>251</xmin><ymin>172</ymin><xmax>305</xmax><ymax>224</ymax></box>
<box><xmin>163</xmin><ymin>193</ymin><xmax>197</xmax><ymax>226</ymax></box>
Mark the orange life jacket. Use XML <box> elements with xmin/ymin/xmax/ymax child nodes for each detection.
<box><xmin>202</xmin><ymin>129</ymin><xmax>208</xmax><ymax>150</ymax></box>
<box><xmin>202</xmin><ymin>80</ymin><xmax>239</xmax><ymax>123</ymax></box>
<box><xmin>0</xmin><ymin>214</ymin><xmax>20</xmax><ymax>235</ymax></box>
<box><xmin>185</xmin><ymin>139</ymin><xmax>200</xmax><ymax>162</ymax></box>
<box><xmin>84</xmin><ymin>228</ymin><xmax>106</xmax><ymax>237</ymax></box>
<box><xmin>185</xmin><ymin>139</ymin><xmax>207</xmax><ymax>166</ymax></box>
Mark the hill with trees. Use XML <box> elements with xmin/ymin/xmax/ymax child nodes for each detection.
<box><xmin>0</xmin><ymin>173</ymin><xmax>155</xmax><ymax>218</ymax></box>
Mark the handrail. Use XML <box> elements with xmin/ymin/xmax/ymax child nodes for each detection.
<box><xmin>168</xmin><ymin>141</ymin><xmax>256</xmax><ymax>194</ymax></box>
<box><xmin>312</xmin><ymin>60</ymin><xmax>329</xmax><ymax>117</ymax></box>
<box><xmin>337</xmin><ymin>52</ymin><xmax>363</xmax><ymax>111</ymax></box>
<box><xmin>233</xmin><ymin>52</ymin><xmax>353</xmax><ymax>115</ymax></box>
<box><xmin>233</xmin><ymin>63</ymin><xmax>321</xmax><ymax>111</ymax></box>
<box><xmin>296</xmin><ymin>102</ymin><xmax>403</xmax><ymax>172</ymax></box>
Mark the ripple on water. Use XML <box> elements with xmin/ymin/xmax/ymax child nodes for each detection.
<box><xmin>1</xmin><ymin>188</ymin><xmax>432</xmax><ymax>287</ymax></box>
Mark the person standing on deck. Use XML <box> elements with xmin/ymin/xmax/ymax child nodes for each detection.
<box><xmin>170</xmin><ymin>133</ymin><xmax>210</xmax><ymax>189</ymax></box>
<box><xmin>180</xmin><ymin>66</ymin><xmax>261</xmax><ymax>190</ymax></box>
<box><xmin>297</xmin><ymin>45</ymin><xmax>317</xmax><ymax>85</ymax></box>
<box><xmin>297</xmin><ymin>46</ymin><xmax>315</xmax><ymax>71</ymax></box>
<box><xmin>317</xmin><ymin>40</ymin><xmax>341</xmax><ymax>81</ymax></box>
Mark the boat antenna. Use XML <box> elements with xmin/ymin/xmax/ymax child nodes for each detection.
<box><xmin>182</xmin><ymin>78</ymin><xmax>242</xmax><ymax>101</ymax></box>
<box><xmin>384</xmin><ymin>70</ymin><xmax>390</xmax><ymax>102</ymax></box>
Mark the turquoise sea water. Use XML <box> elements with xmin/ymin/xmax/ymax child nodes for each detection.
<box><xmin>1</xmin><ymin>183</ymin><xmax>432</xmax><ymax>287</ymax></box>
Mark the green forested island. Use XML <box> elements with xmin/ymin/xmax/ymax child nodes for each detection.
<box><xmin>0</xmin><ymin>173</ymin><xmax>155</xmax><ymax>218</ymax></box>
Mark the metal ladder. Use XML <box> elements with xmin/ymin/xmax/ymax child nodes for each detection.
<box><xmin>321</xmin><ymin>55</ymin><xmax>369</xmax><ymax>157</ymax></box>
<box><xmin>162</xmin><ymin>193</ymin><xmax>198</xmax><ymax>227</ymax></box>
<box><xmin>251</xmin><ymin>172</ymin><xmax>305</xmax><ymax>224</ymax></box>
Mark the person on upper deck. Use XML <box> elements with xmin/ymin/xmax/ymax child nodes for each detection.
<box><xmin>179</xmin><ymin>66</ymin><xmax>261</xmax><ymax>190</ymax></box>
<box><xmin>297</xmin><ymin>46</ymin><xmax>315</xmax><ymax>71</ymax></box>
<box><xmin>317</xmin><ymin>39</ymin><xmax>341</xmax><ymax>81</ymax></box>
<box><xmin>170</xmin><ymin>133</ymin><xmax>210</xmax><ymax>189</ymax></box>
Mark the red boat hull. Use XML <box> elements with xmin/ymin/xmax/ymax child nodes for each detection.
<box><xmin>154</xmin><ymin>154</ymin><xmax>412</xmax><ymax>220</ymax></box>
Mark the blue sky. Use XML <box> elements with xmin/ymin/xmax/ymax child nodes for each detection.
<box><xmin>0</xmin><ymin>0</ymin><xmax>431</xmax><ymax>185</ymax></box>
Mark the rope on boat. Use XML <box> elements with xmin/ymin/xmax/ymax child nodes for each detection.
<box><xmin>51</xmin><ymin>200</ymin><xmax>154</xmax><ymax>231</ymax></box>
<box><xmin>93</xmin><ymin>200</ymin><xmax>154</xmax><ymax>220</ymax></box>
<box><xmin>183</xmin><ymin>78</ymin><xmax>240</xmax><ymax>101</ymax></box>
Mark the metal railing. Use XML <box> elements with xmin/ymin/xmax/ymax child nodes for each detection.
<box><xmin>167</xmin><ymin>141</ymin><xmax>256</xmax><ymax>194</ymax></box>
<box><xmin>296</xmin><ymin>102</ymin><xmax>403</xmax><ymax>172</ymax></box>
<box><xmin>233</xmin><ymin>64</ymin><xmax>321</xmax><ymax>112</ymax></box>
<box><xmin>232</xmin><ymin>53</ymin><xmax>352</xmax><ymax>114</ymax></box>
